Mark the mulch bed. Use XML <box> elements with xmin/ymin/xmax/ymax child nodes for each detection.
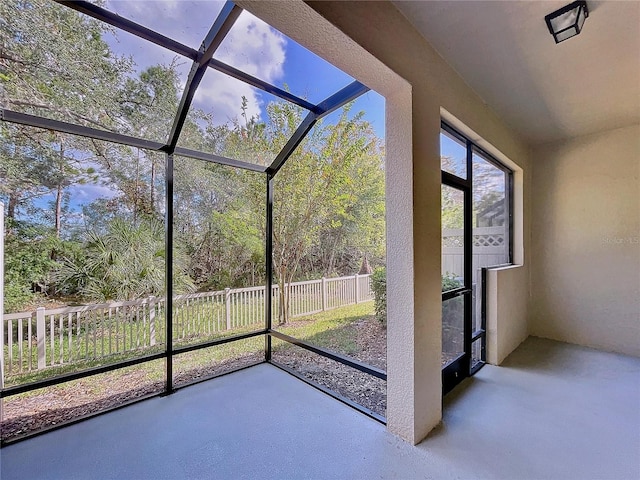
<box><xmin>1</xmin><ymin>318</ymin><xmax>387</xmax><ymax>443</ymax></box>
<box><xmin>273</xmin><ymin>317</ymin><xmax>387</xmax><ymax>417</ymax></box>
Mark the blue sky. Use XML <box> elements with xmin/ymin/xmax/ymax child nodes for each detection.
<box><xmin>440</xmin><ymin>132</ymin><xmax>467</xmax><ymax>178</ymax></box>
<box><xmin>440</xmin><ymin>132</ymin><xmax>506</xmax><ymax>197</ymax></box>
<box><xmin>102</xmin><ymin>0</ymin><xmax>386</xmax><ymax>139</ymax></box>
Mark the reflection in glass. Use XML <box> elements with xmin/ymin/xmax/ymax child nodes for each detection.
<box><xmin>441</xmin><ymin>184</ymin><xmax>465</xmax><ymax>287</ymax></box>
<box><xmin>470</xmin><ymin>153</ymin><xmax>509</xmax><ymax>353</ymax></box>
<box><xmin>442</xmin><ymin>296</ymin><xmax>465</xmax><ymax>367</ymax></box>
<box><xmin>472</xmin><ymin>152</ymin><xmax>509</xmax><ymax>272</ymax></box>
<box><xmin>471</xmin><ymin>338</ymin><xmax>483</xmax><ymax>369</ymax></box>
<box><xmin>440</xmin><ymin>130</ymin><xmax>467</xmax><ymax>178</ymax></box>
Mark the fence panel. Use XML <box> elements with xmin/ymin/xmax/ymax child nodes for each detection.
<box><xmin>442</xmin><ymin>226</ymin><xmax>509</xmax><ymax>283</ymax></box>
<box><xmin>2</xmin><ymin>274</ymin><xmax>372</xmax><ymax>378</ymax></box>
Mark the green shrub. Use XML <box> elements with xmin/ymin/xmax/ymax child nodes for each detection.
<box><xmin>371</xmin><ymin>267</ymin><xmax>387</xmax><ymax>324</ymax></box>
<box><xmin>441</xmin><ymin>272</ymin><xmax>462</xmax><ymax>292</ymax></box>
<box><xmin>371</xmin><ymin>269</ymin><xmax>464</xmax><ymax>324</ymax></box>
<box><xmin>3</xmin><ymin>226</ymin><xmax>61</xmax><ymax>313</ymax></box>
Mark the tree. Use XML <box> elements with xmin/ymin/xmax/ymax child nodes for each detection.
<box><xmin>441</xmin><ymin>155</ymin><xmax>464</xmax><ymax>229</ymax></box>
<box><xmin>0</xmin><ymin>0</ymin><xmax>132</xmax><ymax>276</ymax></box>
<box><xmin>31</xmin><ymin>134</ymin><xmax>99</xmax><ymax>239</ymax></box>
<box><xmin>2</xmin><ymin>224</ymin><xmax>62</xmax><ymax>312</ymax></box>
<box><xmin>117</xmin><ymin>64</ymin><xmax>184</xmax><ymax>218</ymax></box>
<box><xmin>272</xmin><ymin>106</ymin><xmax>384</xmax><ymax>324</ymax></box>
<box><xmin>1</xmin><ymin>0</ymin><xmax>387</xmax><ymax>318</ymax></box>
<box><xmin>56</xmin><ymin>218</ymin><xmax>194</xmax><ymax>302</ymax></box>
<box><xmin>172</xmin><ymin>158</ymin><xmax>265</xmax><ymax>290</ymax></box>
<box><xmin>0</xmin><ymin>124</ymin><xmax>52</xmax><ymax>227</ymax></box>
<box><xmin>188</xmin><ymin>98</ymin><xmax>385</xmax><ymax>324</ymax></box>
<box><xmin>310</xmin><ymin>112</ymin><xmax>385</xmax><ymax>277</ymax></box>
<box><xmin>0</xmin><ymin>0</ymin><xmax>130</xmax><ymax>130</ymax></box>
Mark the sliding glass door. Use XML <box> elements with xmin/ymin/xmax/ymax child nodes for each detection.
<box><xmin>441</xmin><ymin>179</ymin><xmax>471</xmax><ymax>393</ymax></box>
<box><xmin>441</xmin><ymin>125</ymin><xmax>472</xmax><ymax>394</ymax></box>
<box><xmin>440</xmin><ymin>121</ymin><xmax>513</xmax><ymax>393</ymax></box>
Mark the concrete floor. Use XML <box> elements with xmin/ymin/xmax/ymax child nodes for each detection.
<box><xmin>1</xmin><ymin>337</ymin><xmax>639</xmax><ymax>479</ymax></box>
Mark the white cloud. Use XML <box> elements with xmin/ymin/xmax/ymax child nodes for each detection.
<box><xmin>105</xmin><ymin>0</ymin><xmax>226</xmax><ymax>48</ymax></box>
<box><xmin>194</xmin><ymin>11</ymin><xmax>286</xmax><ymax>125</ymax></box>
<box><xmin>103</xmin><ymin>2</ymin><xmax>287</xmax><ymax>126</ymax></box>
<box><xmin>214</xmin><ymin>11</ymin><xmax>286</xmax><ymax>84</ymax></box>
<box><xmin>194</xmin><ymin>68</ymin><xmax>262</xmax><ymax>125</ymax></box>
<box><xmin>69</xmin><ymin>184</ymin><xmax>118</xmax><ymax>204</ymax></box>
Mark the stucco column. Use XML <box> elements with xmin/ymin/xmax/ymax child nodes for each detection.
<box><xmin>238</xmin><ymin>0</ymin><xmax>443</xmax><ymax>444</ymax></box>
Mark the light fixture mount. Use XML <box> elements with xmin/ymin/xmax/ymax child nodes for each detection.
<box><xmin>545</xmin><ymin>0</ymin><xmax>589</xmax><ymax>44</ymax></box>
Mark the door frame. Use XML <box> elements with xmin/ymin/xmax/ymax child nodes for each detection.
<box><xmin>441</xmin><ymin>168</ymin><xmax>473</xmax><ymax>395</ymax></box>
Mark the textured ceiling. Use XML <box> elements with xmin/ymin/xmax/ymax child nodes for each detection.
<box><xmin>393</xmin><ymin>1</ymin><xmax>640</xmax><ymax>145</ymax></box>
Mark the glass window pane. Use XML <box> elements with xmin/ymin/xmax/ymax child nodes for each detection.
<box><xmin>1</xmin><ymin>1</ymin><xmax>188</xmax><ymax>143</ymax></box>
<box><xmin>271</xmin><ymin>338</ymin><xmax>386</xmax><ymax>418</ymax></box>
<box><xmin>472</xmin><ymin>268</ymin><xmax>485</xmax><ymax>335</ymax></box>
<box><xmin>470</xmin><ymin>151</ymin><xmax>509</xmax><ymax>374</ymax></box>
<box><xmin>1</xmin><ymin>124</ymin><xmax>166</xmax><ymax>387</ymax></box>
<box><xmin>172</xmin><ymin>336</ymin><xmax>264</xmax><ymax>389</ymax></box>
<box><xmin>172</xmin><ymin>157</ymin><xmax>266</xmax><ymax>348</ymax></box>
<box><xmin>442</xmin><ymin>184</ymin><xmax>465</xmax><ymax>288</ymax></box>
<box><xmin>472</xmin><ymin>152</ymin><xmax>510</xmax><ymax>284</ymax></box>
<box><xmin>551</xmin><ymin>10</ymin><xmax>578</xmax><ymax>31</ymax></box>
<box><xmin>440</xmin><ymin>130</ymin><xmax>467</xmax><ymax>179</ymax></box>
<box><xmin>1</xmin><ymin>359</ymin><xmax>165</xmax><ymax>443</ymax></box>
<box><xmin>213</xmin><ymin>10</ymin><xmax>355</xmax><ymax>104</ymax></box>
<box><xmin>442</xmin><ymin>296</ymin><xmax>465</xmax><ymax>367</ymax></box>
<box><xmin>471</xmin><ymin>338</ymin><xmax>484</xmax><ymax>369</ymax></box>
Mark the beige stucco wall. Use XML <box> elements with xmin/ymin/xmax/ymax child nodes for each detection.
<box><xmin>531</xmin><ymin>125</ymin><xmax>640</xmax><ymax>357</ymax></box>
<box><xmin>487</xmin><ymin>266</ymin><xmax>529</xmax><ymax>365</ymax></box>
<box><xmin>240</xmin><ymin>0</ymin><xmax>532</xmax><ymax>444</ymax></box>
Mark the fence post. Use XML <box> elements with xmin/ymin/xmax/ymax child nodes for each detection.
<box><xmin>225</xmin><ymin>288</ymin><xmax>231</xmax><ymax>330</ymax></box>
<box><xmin>354</xmin><ymin>274</ymin><xmax>360</xmax><ymax>304</ymax></box>
<box><xmin>321</xmin><ymin>277</ymin><xmax>327</xmax><ymax>311</ymax></box>
<box><xmin>149</xmin><ymin>296</ymin><xmax>156</xmax><ymax>346</ymax></box>
<box><xmin>36</xmin><ymin>307</ymin><xmax>46</xmax><ymax>369</ymax></box>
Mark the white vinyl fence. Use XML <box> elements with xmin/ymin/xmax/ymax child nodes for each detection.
<box><xmin>1</xmin><ymin>274</ymin><xmax>373</xmax><ymax>379</ymax></box>
<box><xmin>442</xmin><ymin>226</ymin><xmax>508</xmax><ymax>283</ymax></box>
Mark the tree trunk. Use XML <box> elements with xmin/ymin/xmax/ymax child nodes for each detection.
<box><xmin>358</xmin><ymin>255</ymin><xmax>372</xmax><ymax>275</ymax></box>
<box><xmin>54</xmin><ymin>183</ymin><xmax>63</xmax><ymax>239</ymax></box>
<box><xmin>276</xmin><ymin>267</ymin><xmax>289</xmax><ymax>325</ymax></box>
<box><xmin>7</xmin><ymin>143</ymin><xmax>19</xmax><ymax>223</ymax></box>
<box><xmin>7</xmin><ymin>192</ymin><xmax>19</xmax><ymax>221</ymax></box>
<box><xmin>54</xmin><ymin>143</ymin><xmax>64</xmax><ymax>239</ymax></box>
<box><xmin>133</xmin><ymin>148</ymin><xmax>140</xmax><ymax>224</ymax></box>
<box><xmin>150</xmin><ymin>156</ymin><xmax>155</xmax><ymax>213</ymax></box>
<box><xmin>324</xmin><ymin>235</ymin><xmax>341</xmax><ymax>277</ymax></box>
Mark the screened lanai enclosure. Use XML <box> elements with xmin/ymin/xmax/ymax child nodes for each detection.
<box><xmin>0</xmin><ymin>0</ymin><xmax>387</xmax><ymax>443</ymax></box>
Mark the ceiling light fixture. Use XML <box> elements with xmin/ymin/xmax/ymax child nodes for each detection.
<box><xmin>545</xmin><ymin>0</ymin><xmax>589</xmax><ymax>44</ymax></box>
